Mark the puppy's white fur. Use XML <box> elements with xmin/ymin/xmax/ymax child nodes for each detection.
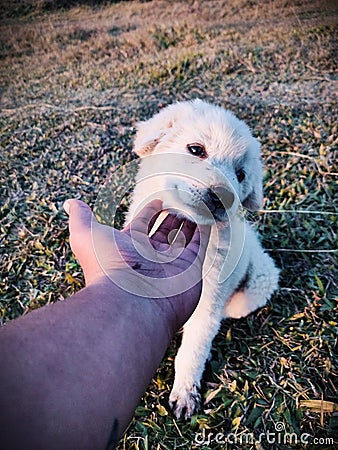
<box><xmin>126</xmin><ymin>99</ymin><xmax>279</xmax><ymax>419</ymax></box>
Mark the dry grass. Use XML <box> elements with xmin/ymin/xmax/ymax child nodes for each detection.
<box><xmin>1</xmin><ymin>0</ymin><xmax>337</xmax><ymax>448</ymax></box>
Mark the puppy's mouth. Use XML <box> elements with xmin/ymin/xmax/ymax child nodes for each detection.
<box><xmin>166</xmin><ymin>184</ymin><xmax>236</xmax><ymax>223</ymax></box>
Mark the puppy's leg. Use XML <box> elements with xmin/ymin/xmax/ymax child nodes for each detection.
<box><xmin>169</xmin><ymin>225</ymin><xmax>249</xmax><ymax>419</ymax></box>
<box><xmin>169</xmin><ymin>279</ymin><xmax>225</xmax><ymax>419</ymax></box>
<box><xmin>223</xmin><ymin>229</ymin><xmax>279</xmax><ymax>319</ymax></box>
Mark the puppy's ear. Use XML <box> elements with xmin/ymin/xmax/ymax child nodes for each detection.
<box><xmin>134</xmin><ymin>106</ymin><xmax>176</xmax><ymax>157</ymax></box>
<box><xmin>242</xmin><ymin>144</ymin><xmax>264</xmax><ymax>211</ymax></box>
<box><xmin>242</xmin><ymin>183</ymin><xmax>263</xmax><ymax>211</ymax></box>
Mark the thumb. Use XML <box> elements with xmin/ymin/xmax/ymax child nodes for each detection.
<box><xmin>63</xmin><ymin>199</ymin><xmax>98</xmax><ymax>239</ymax></box>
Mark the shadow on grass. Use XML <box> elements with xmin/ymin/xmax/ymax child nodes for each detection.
<box><xmin>1</xmin><ymin>0</ymin><xmax>131</xmax><ymax>19</ymax></box>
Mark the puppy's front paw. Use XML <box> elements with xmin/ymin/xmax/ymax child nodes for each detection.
<box><xmin>169</xmin><ymin>384</ymin><xmax>201</xmax><ymax>419</ymax></box>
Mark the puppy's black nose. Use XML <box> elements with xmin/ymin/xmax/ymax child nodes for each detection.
<box><xmin>207</xmin><ymin>187</ymin><xmax>235</xmax><ymax>217</ymax></box>
<box><xmin>208</xmin><ymin>189</ymin><xmax>224</xmax><ymax>210</ymax></box>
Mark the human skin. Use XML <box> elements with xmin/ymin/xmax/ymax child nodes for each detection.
<box><xmin>0</xmin><ymin>199</ymin><xmax>210</xmax><ymax>449</ymax></box>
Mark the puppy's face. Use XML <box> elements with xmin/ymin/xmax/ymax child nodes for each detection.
<box><xmin>133</xmin><ymin>100</ymin><xmax>263</xmax><ymax>225</ymax></box>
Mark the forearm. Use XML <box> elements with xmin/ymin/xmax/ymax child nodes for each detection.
<box><xmin>0</xmin><ymin>280</ymin><xmax>177</xmax><ymax>450</ymax></box>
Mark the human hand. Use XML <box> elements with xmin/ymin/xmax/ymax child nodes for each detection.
<box><xmin>64</xmin><ymin>199</ymin><xmax>211</xmax><ymax>324</ymax></box>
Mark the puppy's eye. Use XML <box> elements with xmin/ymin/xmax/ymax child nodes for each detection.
<box><xmin>236</xmin><ymin>168</ymin><xmax>246</xmax><ymax>183</ymax></box>
<box><xmin>187</xmin><ymin>143</ymin><xmax>206</xmax><ymax>158</ymax></box>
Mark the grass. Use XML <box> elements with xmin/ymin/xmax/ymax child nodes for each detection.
<box><xmin>0</xmin><ymin>0</ymin><xmax>337</xmax><ymax>448</ymax></box>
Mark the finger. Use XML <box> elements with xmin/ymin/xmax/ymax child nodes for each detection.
<box><xmin>122</xmin><ymin>199</ymin><xmax>163</xmax><ymax>235</ymax></box>
<box><xmin>63</xmin><ymin>199</ymin><xmax>98</xmax><ymax>238</ymax></box>
<box><xmin>151</xmin><ymin>213</ymin><xmax>182</xmax><ymax>245</ymax></box>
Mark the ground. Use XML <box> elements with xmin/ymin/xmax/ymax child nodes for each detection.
<box><xmin>0</xmin><ymin>0</ymin><xmax>337</xmax><ymax>449</ymax></box>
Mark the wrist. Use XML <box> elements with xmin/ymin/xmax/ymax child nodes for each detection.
<box><xmin>82</xmin><ymin>274</ymin><xmax>180</xmax><ymax>336</ymax></box>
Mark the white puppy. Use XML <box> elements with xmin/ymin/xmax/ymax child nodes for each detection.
<box><xmin>126</xmin><ymin>99</ymin><xmax>279</xmax><ymax>419</ymax></box>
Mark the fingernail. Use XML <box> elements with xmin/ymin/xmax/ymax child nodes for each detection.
<box><xmin>63</xmin><ymin>200</ymin><xmax>71</xmax><ymax>215</ymax></box>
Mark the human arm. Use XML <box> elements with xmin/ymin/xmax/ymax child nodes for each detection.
<box><xmin>0</xmin><ymin>199</ymin><xmax>210</xmax><ymax>450</ymax></box>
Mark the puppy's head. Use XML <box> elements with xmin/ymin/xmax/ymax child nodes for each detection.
<box><xmin>133</xmin><ymin>99</ymin><xmax>263</xmax><ymax>224</ymax></box>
